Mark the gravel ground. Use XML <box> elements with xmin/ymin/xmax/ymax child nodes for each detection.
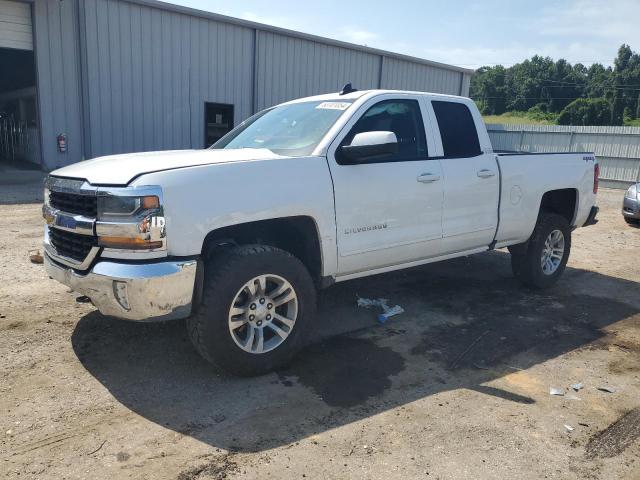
<box><xmin>0</xmin><ymin>185</ymin><xmax>639</xmax><ymax>480</ymax></box>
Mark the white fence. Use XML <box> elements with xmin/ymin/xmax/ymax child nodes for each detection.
<box><xmin>486</xmin><ymin>124</ymin><xmax>640</xmax><ymax>189</ymax></box>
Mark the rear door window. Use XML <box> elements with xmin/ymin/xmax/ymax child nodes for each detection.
<box><xmin>432</xmin><ymin>101</ymin><xmax>481</xmax><ymax>158</ymax></box>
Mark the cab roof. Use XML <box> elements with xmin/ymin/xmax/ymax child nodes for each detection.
<box><xmin>282</xmin><ymin>89</ymin><xmax>468</xmax><ymax>106</ymax></box>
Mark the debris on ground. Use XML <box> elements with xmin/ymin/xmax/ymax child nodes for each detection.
<box><xmin>564</xmin><ymin>424</ymin><xmax>574</xmax><ymax>432</ymax></box>
<box><xmin>549</xmin><ymin>387</ymin><xmax>565</xmax><ymax>396</ymax></box>
<box><xmin>571</xmin><ymin>382</ymin><xmax>584</xmax><ymax>391</ymax></box>
<box><xmin>357</xmin><ymin>296</ymin><xmax>404</xmax><ymax>323</ymax></box>
<box><xmin>87</xmin><ymin>440</ymin><xmax>107</xmax><ymax>455</ymax></box>
<box><xmin>450</xmin><ymin>330</ymin><xmax>491</xmax><ymax>369</ymax></box>
<box><xmin>28</xmin><ymin>250</ymin><xmax>43</xmax><ymax>264</ymax></box>
<box><xmin>473</xmin><ymin>362</ymin><xmax>490</xmax><ymax>370</ymax></box>
<box><xmin>597</xmin><ymin>386</ymin><xmax>617</xmax><ymax>393</ymax></box>
<box><xmin>378</xmin><ymin>305</ymin><xmax>404</xmax><ymax>323</ymax></box>
<box><xmin>76</xmin><ymin>295</ymin><xmax>92</xmax><ymax>304</ymax></box>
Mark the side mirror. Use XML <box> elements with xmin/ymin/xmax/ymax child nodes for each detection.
<box><xmin>340</xmin><ymin>131</ymin><xmax>398</xmax><ymax>163</ymax></box>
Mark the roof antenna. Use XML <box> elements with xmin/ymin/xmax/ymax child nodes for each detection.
<box><xmin>340</xmin><ymin>82</ymin><xmax>357</xmax><ymax>95</ymax></box>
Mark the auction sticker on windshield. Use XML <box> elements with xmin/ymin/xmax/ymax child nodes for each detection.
<box><xmin>316</xmin><ymin>102</ymin><xmax>351</xmax><ymax>110</ymax></box>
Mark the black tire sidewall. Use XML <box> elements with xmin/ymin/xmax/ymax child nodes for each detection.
<box><xmin>188</xmin><ymin>246</ymin><xmax>316</xmax><ymax>376</ymax></box>
<box><xmin>520</xmin><ymin>213</ymin><xmax>571</xmax><ymax>289</ymax></box>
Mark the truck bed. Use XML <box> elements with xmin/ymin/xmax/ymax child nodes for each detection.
<box><xmin>494</xmin><ymin>150</ymin><xmax>597</xmax><ymax>247</ymax></box>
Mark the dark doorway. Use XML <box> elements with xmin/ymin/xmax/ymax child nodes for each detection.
<box><xmin>0</xmin><ymin>47</ymin><xmax>40</xmax><ymax>168</ymax></box>
<box><xmin>204</xmin><ymin>103</ymin><xmax>233</xmax><ymax>148</ymax></box>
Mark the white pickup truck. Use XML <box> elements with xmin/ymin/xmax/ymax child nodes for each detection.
<box><xmin>43</xmin><ymin>88</ymin><xmax>600</xmax><ymax>375</ymax></box>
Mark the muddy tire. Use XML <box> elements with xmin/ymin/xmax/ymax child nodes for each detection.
<box><xmin>186</xmin><ymin>245</ymin><xmax>316</xmax><ymax>376</ymax></box>
<box><xmin>624</xmin><ymin>217</ymin><xmax>639</xmax><ymax>226</ymax></box>
<box><xmin>510</xmin><ymin>213</ymin><xmax>571</xmax><ymax>289</ymax></box>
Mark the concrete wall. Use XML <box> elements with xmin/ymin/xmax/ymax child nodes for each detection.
<box><xmin>487</xmin><ymin>124</ymin><xmax>640</xmax><ymax>189</ymax></box>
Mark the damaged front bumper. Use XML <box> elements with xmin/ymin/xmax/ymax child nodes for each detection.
<box><xmin>44</xmin><ymin>252</ymin><xmax>197</xmax><ymax>321</ymax></box>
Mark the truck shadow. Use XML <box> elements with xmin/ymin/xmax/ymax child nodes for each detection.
<box><xmin>71</xmin><ymin>250</ymin><xmax>640</xmax><ymax>452</ymax></box>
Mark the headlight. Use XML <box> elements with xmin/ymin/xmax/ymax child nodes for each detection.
<box><xmin>43</xmin><ymin>187</ymin><xmax>51</xmax><ymax>206</ymax></box>
<box><xmin>96</xmin><ymin>188</ymin><xmax>165</xmax><ymax>252</ymax></box>
<box><xmin>626</xmin><ymin>184</ymin><xmax>638</xmax><ymax>200</ymax></box>
<box><xmin>97</xmin><ymin>195</ymin><xmax>159</xmax><ymax>217</ymax></box>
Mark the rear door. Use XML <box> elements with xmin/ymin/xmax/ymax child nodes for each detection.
<box><xmin>327</xmin><ymin>94</ymin><xmax>444</xmax><ymax>276</ymax></box>
<box><xmin>428</xmin><ymin>99</ymin><xmax>499</xmax><ymax>253</ymax></box>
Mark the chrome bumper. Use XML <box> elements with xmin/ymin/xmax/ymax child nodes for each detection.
<box><xmin>44</xmin><ymin>252</ymin><xmax>198</xmax><ymax>321</ymax></box>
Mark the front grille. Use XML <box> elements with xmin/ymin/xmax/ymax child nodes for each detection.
<box><xmin>49</xmin><ymin>228</ymin><xmax>98</xmax><ymax>262</ymax></box>
<box><xmin>50</xmin><ymin>191</ymin><xmax>97</xmax><ymax>217</ymax></box>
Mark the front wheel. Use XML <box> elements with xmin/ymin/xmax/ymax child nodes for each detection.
<box><xmin>510</xmin><ymin>213</ymin><xmax>571</xmax><ymax>289</ymax></box>
<box><xmin>187</xmin><ymin>245</ymin><xmax>317</xmax><ymax>376</ymax></box>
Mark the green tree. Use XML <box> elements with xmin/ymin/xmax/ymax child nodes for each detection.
<box><xmin>611</xmin><ymin>44</ymin><xmax>640</xmax><ymax>122</ymax></box>
<box><xmin>585</xmin><ymin>63</ymin><xmax>614</xmax><ymax>106</ymax></box>
<box><xmin>470</xmin><ymin>65</ymin><xmax>507</xmax><ymax>114</ymax></box>
<box><xmin>469</xmin><ymin>44</ymin><xmax>640</xmax><ymax>126</ymax></box>
<box><xmin>557</xmin><ymin>98</ymin><xmax>611</xmax><ymax>126</ymax></box>
<box><xmin>504</xmin><ymin>55</ymin><xmax>556</xmax><ymax>111</ymax></box>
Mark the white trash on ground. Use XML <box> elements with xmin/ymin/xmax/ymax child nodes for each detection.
<box><xmin>357</xmin><ymin>296</ymin><xmax>405</xmax><ymax>324</ymax></box>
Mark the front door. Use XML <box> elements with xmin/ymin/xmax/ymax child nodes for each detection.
<box><xmin>327</xmin><ymin>96</ymin><xmax>444</xmax><ymax>276</ymax></box>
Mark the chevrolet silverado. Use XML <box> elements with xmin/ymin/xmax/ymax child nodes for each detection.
<box><xmin>42</xmin><ymin>88</ymin><xmax>600</xmax><ymax>375</ymax></box>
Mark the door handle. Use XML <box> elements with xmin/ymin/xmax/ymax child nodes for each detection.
<box><xmin>477</xmin><ymin>169</ymin><xmax>496</xmax><ymax>178</ymax></box>
<box><xmin>417</xmin><ymin>173</ymin><xmax>441</xmax><ymax>183</ymax></box>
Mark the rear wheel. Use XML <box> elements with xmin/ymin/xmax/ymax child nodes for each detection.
<box><xmin>510</xmin><ymin>213</ymin><xmax>571</xmax><ymax>289</ymax></box>
<box><xmin>187</xmin><ymin>245</ymin><xmax>316</xmax><ymax>376</ymax></box>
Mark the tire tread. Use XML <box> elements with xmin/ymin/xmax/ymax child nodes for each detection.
<box><xmin>186</xmin><ymin>244</ymin><xmax>315</xmax><ymax>376</ymax></box>
<box><xmin>510</xmin><ymin>212</ymin><xmax>571</xmax><ymax>289</ymax></box>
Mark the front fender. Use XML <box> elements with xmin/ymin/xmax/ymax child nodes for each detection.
<box><xmin>133</xmin><ymin>156</ymin><xmax>338</xmax><ymax>277</ymax></box>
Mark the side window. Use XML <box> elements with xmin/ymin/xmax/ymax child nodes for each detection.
<box><xmin>432</xmin><ymin>101</ymin><xmax>481</xmax><ymax>158</ymax></box>
<box><xmin>339</xmin><ymin>99</ymin><xmax>427</xmax><ymax>163</ymax></box>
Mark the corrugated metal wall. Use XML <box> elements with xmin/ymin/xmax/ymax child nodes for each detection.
<box><xmin>79</xmin><ymin>0</ymin><xmax>254</xmax><ymax>159</ymax></box>
<box><xmin>380</xmin><ymin>57</ymin><xmax>463</xmax><ymax>95</ymax></box>
<box><xmin>32</xmin><ymin>0</ymin><xmax>470</xmax><ymax>169</ymax></box>
<box><xmin>254</xmin><ymin>30</ymin><xmax>381</xmax><ymax>111</ymax></box>
<box><xmin>33</xmin><ymin>0</ymin><xmax>85</xmax><ymax>171</ymax></box>
<box><xmin>487</xmin><ymin>124</ymin><xmax>640</xmax><ymax>188</ymax></box>
<box><xmin>0</xmin><ymin>0</ymin><xmax>33</xmax><ymax>50</ymax></box>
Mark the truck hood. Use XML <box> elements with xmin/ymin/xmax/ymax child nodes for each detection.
<box><xmin>50</xmin><ymin>148</ymin><xmax>283</xmax><ymax>185</ymax></box>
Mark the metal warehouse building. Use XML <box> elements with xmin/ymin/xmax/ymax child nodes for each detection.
<box><xmin>0</xmin><ymin>0</ymin><xmax>472</xmax><ymax>171</ymax></box>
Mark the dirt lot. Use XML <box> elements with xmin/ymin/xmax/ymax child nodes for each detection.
<box><xmin>1</xmin><ymin>184</ymin><xmax>639</xmax><ymax>479</ymax></box>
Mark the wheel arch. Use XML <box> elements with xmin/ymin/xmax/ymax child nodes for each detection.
<box><xmin>538</xmin><ymin>188</ymin><xmax>579</xmax><ymax>226</ymax></box>
<box><xmin>201</xmin><ymin>216</ymin><xmax>324</xmax><ymax>286</ymax></box>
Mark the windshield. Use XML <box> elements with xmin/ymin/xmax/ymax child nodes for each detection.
<box><xmin>211</xmin><ymin>100</ymin><xmax>354</xmax><ymax>156</ymax></box>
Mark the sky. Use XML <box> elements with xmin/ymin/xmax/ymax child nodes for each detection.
<box><xmin>167</xmin><ymin>0</ymin><xmax>640</xmax><ymax>69</ymax></box>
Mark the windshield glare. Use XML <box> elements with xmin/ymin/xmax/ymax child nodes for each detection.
<box><xmin>212</xmin><ymin>100</ymin><xmax>353</xmax><ymax>156</ymax></box>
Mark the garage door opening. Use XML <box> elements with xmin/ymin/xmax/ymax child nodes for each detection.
<box><xmin>0</xmin><ymin>0</ymin><xmax>40</xmax><ymax>169</ymax></box>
